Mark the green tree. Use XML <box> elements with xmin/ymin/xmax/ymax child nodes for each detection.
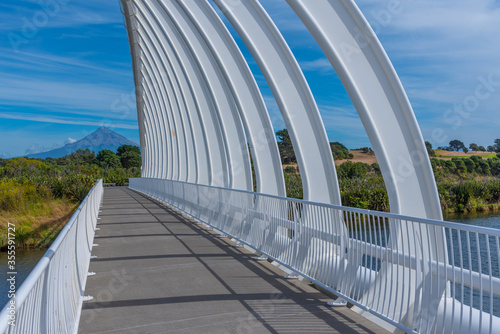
<box><xmin>463</xmin><ymin>158</ymin><xmax>476</xmax><ymax>173</ymax></box>
<box><xmin>117</xmin><ymin>144</ymin><xmax>140</xmax><ymax>157</ymax></box>
<box><xmin>120</xmin><ymin>151</ymin><xmax>141</xmax><ymax>169</ymax></box>
<box><xmin>336</xmin><ymin>161</ymin><xmax>368</xmax><ymax>179</ymax></box>
<box><xmin>276</xmin><ymin>129</ymin><xmax>296</xmax><ymax>164</ymax></box>
<box><xmin>360</xmin><ymin>147</ymin><xmax>373</xmax><ymax>154</ymax></box>
<box><xmin>495</xmin><ymin>139</ymin><xmax>500</xmax><ymax>152</ymax></box>
<box><xmin>116</xmin><ymin>145</ymin><xmax>141</xmax><ymax>169</ymax></box>
<box><xmin>425</xmin><ymin>141</ymin><xmax>435</xmax><ymax>157</ymax></box>
<box><xmin>452</xmin><ymin>158</ymin><xmax>467</xmax><ymax>174</ymax></box>
<box><xmin>330</xmin><ymin>142</ymin><xmax>353</xmax><ymax>160</ymax></box>
<box><xmin>449</xmin><ymin>139</ymin><xmax>465</xmax><ymax>152</ymax></box>
<box><xmin>469</xmin><ymin>143</ymin><xmax>479</xmax><ymax>151</ymax></box>
<box><xmin>478</xmin><ymin>160</ymin><xmax>490</xmax><ymax>175</ymax></box>
<box><xmin>478</xmin><ymin>146</ymin><xmax>486</xmax><ymax>152</ymax></box>
<box><xmin>96</xmin><ymin>150</ymin><xmax>121</xmax><ymax>169</ymax></box>
<box><xmin>491</xmin><ymin>159</ymin><xmax>500</xmax><ymax>175</ymax></box>
<box><xmin>62</xmin><ymin>148</ymin><xmax>95</xmax><ymax>166</ymax></box>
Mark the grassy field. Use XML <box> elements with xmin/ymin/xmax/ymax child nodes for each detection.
<box><xmin>333</xmin><ymin>150</ymin><xmax>497</xmax><ymax>165</ymax></box>
<box><xmin>0</xmin><ymin>198</ymin><xmax>76</xmax><ymax>250</ymax></box>
<box><xmin>434</xmin><ymin>150</ymin><xmax>497</xmax><ymax>159</ymax></box>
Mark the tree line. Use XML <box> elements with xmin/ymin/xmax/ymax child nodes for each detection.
<box><xmin>426</xmin><ymin>139</ymin><xmax>500</xmax><ymax>155</ymax></box>
<box><xmin>276</xmin><ymin>129</ymin><xmax>500</xmax><ymax>214</ymax></box>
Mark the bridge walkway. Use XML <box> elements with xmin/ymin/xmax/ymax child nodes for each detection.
<box><xmin>78</xmin><ymin>187</ymin><xmax>388</xmax><ymax>334</ymax></box>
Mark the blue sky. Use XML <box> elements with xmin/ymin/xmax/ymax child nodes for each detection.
<box><xmin>1</xmin><ymin>0</ymin><xmax>499</xmax><ymax>158</ymax></box>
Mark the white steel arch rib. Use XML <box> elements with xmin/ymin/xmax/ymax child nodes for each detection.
<box><xmin>137</xmin><ymin>0</ymin><xmax>229</xmax><ymax>186</ymax></box>
<box><xmin>213</xmin><ymin>0</ymin><xmax>341</xmax><ymax>205</ymax></box>
<box><xmin>124</xmin><ymin>7</ymin><xmax>163</xmax><ymax>180</ymax></box>
<box><xmin>141</xmin><ymin>54</ymin><xmax>172</xmax><ymax>179</ymax></box>
<box><xmin>139</xmin><ymin>22</ymin><xmax>194</xmax><ymax>182</ymax></box>
<box><xmin>285</xmin><ymin>1</ymin><xmax>446</xmax><ymax>331</ymax></box>
<box><xmin>120</xmin><ymin>1</ymin><xmax>148</xmax><ymax>172</ymax></box>
<box><xmin>176</xmin><ymin>0</ymin><xmax>285</xmax><ymax>196</ymax></box>
<box><xmin>141</xmin><ymin>0</ymin><xmax>238</xmax><ymax>188</ymax></box>
<box><xmin>286</xmin><ymin>0</ymin><xmax>442</xmax><ymax>221</ymax></box>
<box><xmin>154</xmin><ymin>0</ymin><xmax>253</xmax><ymax>191</ymax></box>
<box><xmin>140</xmin><ymin>51</ymin><xmax>170</xmax><ymax>180</ymax></box>
<box><xmin>135</xmin><ymin>3</ymin><xmax>211</xmax><ymax>185</ymax></box>
<box><xmin>142</xmin><ymin>77</ymin><xmax>164</xmax><ymax>179</ymax></box>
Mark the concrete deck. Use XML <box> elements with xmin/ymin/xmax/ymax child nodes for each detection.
<box><xmin>78</xmin><ymin>187</ymin><xmax>388</xmax><ymax>334</ymax></box>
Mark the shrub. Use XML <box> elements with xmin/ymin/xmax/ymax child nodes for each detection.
<box><xmin>0</xmin><ymin>179</ymin><xmax>51</xmax><ymax>212</ymax></box>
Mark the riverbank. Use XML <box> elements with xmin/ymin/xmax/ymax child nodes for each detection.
<box><xmin>0</xmin><ymin>198</ymin><xmax>77</xmax><ymax>251</ymax></box>
<box><xmin>0</xmin><ymin>149</ymin><xmax>140</xmax><ymax>251</ymax></box>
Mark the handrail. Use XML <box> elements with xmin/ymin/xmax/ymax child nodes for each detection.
<box><xmin>137</xmin><ymin>175</ymin><xmax>500</xmax><ymax>236</ymax></box>
<box><xmin>0</xmin><ymin>179</ymin><xmax>103</xmax><ymax>334</ymax></box>
<box><xmin>130</xmin><ymin>177</ymin><xmax>500</xmax><ymax>334</ymax></box>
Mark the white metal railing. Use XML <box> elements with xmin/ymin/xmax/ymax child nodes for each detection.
<box><xmin>130</xmin><ymin>177</ymin><xmax>500</xmax><ymax>334</ymax></box>
<box><xmin>0</xmin><ymin>179</ymin><xmax>103</xmax><ymax>334</ymax></box>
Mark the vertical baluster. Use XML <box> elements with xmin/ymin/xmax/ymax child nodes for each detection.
<box><xmin>486</xmin><ymin>234</ymin><xmax>493</xmax><ymax>334</ymax></box>
<box><xmin>477</xmin><ymin>232</ymin><xmax>483</xmax><ymax>333</ymax></box>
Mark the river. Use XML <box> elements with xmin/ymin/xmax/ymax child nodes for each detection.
<box><xmin>0</xmin><ymin>249</ymin><xmax>47</xmax><ymax>310</ymax></box>
<box><xmin>1</xmin><ymin>212</ymin><xmax>499</xmax><ymax>310</ymax></box>
<box><xmin>445</xmin><ymin>211</ymin><xmax>500</xmax><ymax>229</ymax></box>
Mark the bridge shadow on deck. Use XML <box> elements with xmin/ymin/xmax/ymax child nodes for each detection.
<box><xmin>78</xmin><ymin>187</ymin><xmax>388</xmax><ymax>334</ymax></box>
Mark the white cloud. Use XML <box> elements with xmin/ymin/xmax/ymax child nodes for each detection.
<box><xmin>64</xmin><ymin>137</ymin><xmax>76</xmax><ymax>144</ymax></box>
<box><xmin>0</xmin><ymin>112</ymin><xmax>138</xmax><ymax>130</ymax></box>
<box><xmin>25</xmin><ymin>143</ymin><xmax>48</xmax><ymax>155</ymax></box>
<box><xmin>0</xmin><ymin>1</ymin><xmax>122</xmax><ymax>32</ymax></box>
<box><xmin>299</xmin><ymin>58</ymin><xmax>333</xmax><ymax>74</ymax></box>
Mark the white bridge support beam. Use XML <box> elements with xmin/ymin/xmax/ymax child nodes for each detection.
<box><xmin>213</xmin><ymin>0</ymin><xmax>341</xmax><ymax>205</ymax></box>
<box><xmin>176</xmin><ymin>0</ymin><xmax>286</xmax><ymax>196</ymax></box>
<box><xmin>153</xmin><ymin>0</ymin><xmax>253</xmax><ymax>190</ymax></box>
<box><xmin>135</xmin><ymin>2</ymin><xmax>212</xmax><ymax>184</ymax></box>
<box><xmin>137</xmin><ymin>0</ymin><xmax>230</xmax><ymax>186</ymax></box>
<box><xmin>138</xmin><ymin>14</ymin><xmax>198</xmax><ymax>182</ymax></box>
<box><xmin>285</xmin><ymin>2</ymin><xmax>446</xmax><ymax>332</ymax></box>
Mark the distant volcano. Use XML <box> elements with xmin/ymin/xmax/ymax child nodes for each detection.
<box><xmin>26</xmin><ymin>127</ymin><xmax>138</xmax><ymax>159</ymax></box>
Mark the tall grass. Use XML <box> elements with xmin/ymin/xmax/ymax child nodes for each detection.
<box><xmin>0</xmin><ymin>179</ymin><xmax>51</xmax><ymax>212</ymax></box>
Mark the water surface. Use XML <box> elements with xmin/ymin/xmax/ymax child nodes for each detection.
<box><xmin>0</xmin><ymin>249</ymin><xmax>46</xmax><ymax>309</ymax></box>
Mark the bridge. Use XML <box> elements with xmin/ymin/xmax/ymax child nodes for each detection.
<box><xmin>1</xmin><ymin>1</ymin><xmax>500</xmax><ymax>333</ymax></box>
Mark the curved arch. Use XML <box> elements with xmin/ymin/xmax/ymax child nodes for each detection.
<box><xmin>139</xmin><ymin>19</ymin><xmax>195</xmax><ymax>182</ymax></box>
<box><xmin>141</xmin><ymin>73</ymin><xmax>167</xmax><ymax>179</ymax></box>
<box><xmin>286</xmin><ymin>0</ymin><xmax>441</xmax><ymax>220</ymax></box>
<box><xmin>137</xmin><ymin>0</ymin><xmax>229</xmax><ymax>186</ymax></box>
<box><xmin>141</xmin><ymin>54</ymin><xmax>174</xmax><ymax>179</ymax></box>
<box><xmin>176</xmin><ymin>0</ymin><xmax>285</xmax><ymax>196</ymax></box>
<box><xmin>154</xmin><ymin>0</ymin><xmax>253</xmax><ymax>191</ymax></box>
<box><xmin>135</xmin><ymin>4</ymin><xmax>211</xmax><ymax>185</ymax></box>
<box><xmin>286</xmin><ymin>1</ymin><xmax>446</xmax><ymax>329</ymax></box>
<box><xmin>122</xmin><ymin>1</ymin><xmax>452</xmax><ymax>332</ymax></box>
<box><xmin>120</xmin><ymin>1</ymin><xmax>148</xmax><ymax>174</ymax></box>
<box><xmin>213</xmin><ymin>0</ymin><xmax>341</xmax><ymax>205</ymax></box>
